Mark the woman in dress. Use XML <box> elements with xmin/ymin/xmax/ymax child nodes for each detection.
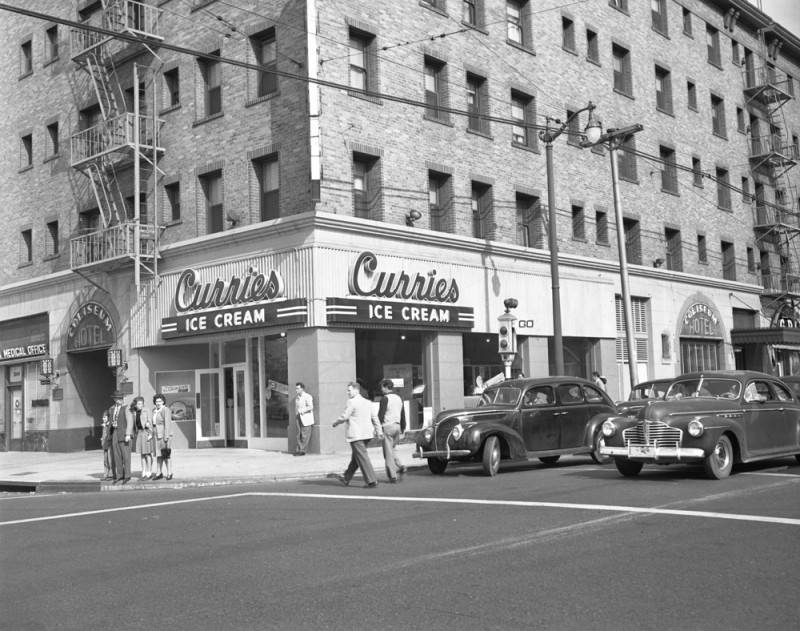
<box><xmin>130</xmin><ymin>396</ymin><xmax>156</xmax><ymax>480</ymax></box>
<box><xmin>152</xmin><ymin>393</ymin><xmax>173</xmax><ymax>480</ymax></box>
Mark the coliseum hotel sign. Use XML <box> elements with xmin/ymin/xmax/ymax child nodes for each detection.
<box><xmin>680</xmin><ymin>302</ymin><xmax>722</xmax><ymax>338</ymax></box>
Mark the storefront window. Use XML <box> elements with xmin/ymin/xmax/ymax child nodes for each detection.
<box><xmin>463</xmin><ymin>332</ymin><xmax>503</xmax><ymax>394</ymax></box>
<box><xmin>155</xmin><ymin>371</ymin><xmax>196</xmax><ymax>424</ymax></box>
<box><xmin>263</xmin><ymin>335</ymin><xmax>288</xmax><ymax>438</ymax></box>
<box><xmin>680</xmin><ymin>340</ymin><xmax>720</xmax><ymax>372</ymax></box>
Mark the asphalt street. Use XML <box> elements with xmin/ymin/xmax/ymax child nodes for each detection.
<box><xmin>1</xmin><ymin>455</ymin><xmax>799</xmax><ymax>631</ymax></box>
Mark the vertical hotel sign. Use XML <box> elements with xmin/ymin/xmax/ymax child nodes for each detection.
<box><xmin>160</xmin><ymin>265</ymin><xmax>307</xmax><ymax>339</ymax></box>
<box><xmin>326</xmin><ymin>251</ymin><xmax>474</xmax><ymax>329</ymax></box>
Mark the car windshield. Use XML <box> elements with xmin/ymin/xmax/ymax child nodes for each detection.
<box><xmin>479</xmin><ymin>386</ymin><xmax>521</xmax><ymax>406</ymax></box>
<box><xmin>629</xmin><ymin>382</ymin><xmax>668</xmax><ymax>400</ymax></box>
<box><xmin>665</xmin><ymin>378</ymin><xmax>741</xmax><ymax>400</ymax></box>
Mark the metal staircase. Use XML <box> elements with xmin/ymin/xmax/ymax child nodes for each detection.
<box><xmin>68</xmin><ymin>0</ymin><xmax>164</xmax><ymax>288</ymax></box>
<box><xmin>744</xmin><ymin>25</ymin><xmax>799</xmax><ymax>297</ymax></box>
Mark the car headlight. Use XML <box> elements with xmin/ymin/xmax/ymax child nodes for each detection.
<box><xmin>451</xmin><ymin>423</ymin><xmax>463</xmax><ymax>440</ymax></box>
<box><xmin>422</xmin><ymin>428</ymin><xmax>432</xmax><ymax>443</ymax></box>
<box><xmin>602</xmin><ymin>420</ymin><xmax>616</xmax><ymax>437</ymax></box>
<box><xmin>687</xmin><ymin>419</ymin><xmax>704</xmax><ymax>437</ymax></box>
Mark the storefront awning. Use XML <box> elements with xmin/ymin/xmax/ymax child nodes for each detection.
<box><xmin>730</xmin><ymin>327</ymin><xmax>800</xmax><ymax>345</ymax></box>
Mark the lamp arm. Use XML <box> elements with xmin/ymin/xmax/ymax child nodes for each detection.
<box><xmin>540</xmin><ymin>102</ymin><xmax>596</xmax><ymax>143</ymax></box>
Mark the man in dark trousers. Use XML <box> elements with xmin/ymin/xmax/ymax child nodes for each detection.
<box><xmin>377</xmin><ymin>379</ymin><xmax>407</xmax><ymax>482</ymax></box>
<box><xmin>107</xmin><ymin>390</ymin><xmax>132</xmax><ymax>484</ymax></box>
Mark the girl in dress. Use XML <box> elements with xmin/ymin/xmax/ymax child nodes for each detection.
<box><xmin>131</xmin><ymin>396</ymin><xmax>156</xmax><ymax>480</ymax></box>
<box><xmin>152</xmin><ymin>394</ymin><xmax>174</xmax><ymax>480</ymax></box>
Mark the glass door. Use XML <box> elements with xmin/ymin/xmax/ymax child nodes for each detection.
<box><xmin>195</xmin><ymin>369</ymin><xmax>222</xmax><ymax>442</ymax></box>
<box><xmin>223</xmin><ymin>364</ymin><xmax>248</xmax><ymax>444</ymax></box>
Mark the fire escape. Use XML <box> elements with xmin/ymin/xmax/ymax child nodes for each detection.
<box><xmin>69</xmin><ymin>0</ymin><xmax>164</xmax><ymax>288</ymax></box>
<box><xmin>744</xmin><ymin>26</ymin><xmax>799</xmax><ymax>298</ymax></box>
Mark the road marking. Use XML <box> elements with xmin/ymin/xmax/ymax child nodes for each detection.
<box><xmin>2</xmin><ymin>490</ymin><xmax>799</xmax><ymax>527</ymax></box>
<box><xmin>741</xmin><ymin>471</ymin><xmax>798</xmax><ymax>478</ymax></box>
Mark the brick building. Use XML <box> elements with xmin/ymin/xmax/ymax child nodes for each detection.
<box><xmin>1</xmin><ymin>0</ymin><xmax>799</xmax><ymax>452</ymax></box>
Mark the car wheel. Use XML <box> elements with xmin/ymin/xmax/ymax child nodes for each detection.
<box><xmin>590</xmin><ymin>431</ymin><xmax>612</xmax><ymax>465</ymax></box>
<box><xmin>538</xmin><ymin>455</ymin><xmax>560</xmax><ymax>465</ymax></box>
<box><xmin>427</xmin><ymin>458</ymin><xmax>448</xmax><ymax>475</ymax></box>
<box><xmin>614</xmin><ymin>458</ymin><xmax>643</xmax><ymax>477</ymax></box>
<box><xmin>703</xmin><ymin>434</ymin><xmax>733</xmax><ymax>480</ymax></box>
<box><xmin>482</xmin><ymin>435</ymin><xmax>501</xmax><ymax>476</ymax></box>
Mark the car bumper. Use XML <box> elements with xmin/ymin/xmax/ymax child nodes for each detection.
<box><xmin>412</xmin><ymin>446</ymin><xmax>472</xmax><ymax>460</ymax></box>
<box><xmin>600</xmin><ymin>445</ymin><xmax>705</xmax><ymax>460</ymax></box>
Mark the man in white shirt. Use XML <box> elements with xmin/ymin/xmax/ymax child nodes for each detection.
<box><xmin>377</xmin><ymin>379</ymin><xmax>406</xmax><ymax>482</ymax></box>
<box><xmin>331</xmin><ymin>381</ymin><xmax>381</xmax><ymax>487</ymax></box>
<box><xmin>293</xmin><ymin>382</ymin><xmax>314</xmax><ymax>456</ymax></box>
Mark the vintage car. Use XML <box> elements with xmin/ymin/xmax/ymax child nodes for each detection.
<box><xmin>616</xmin><ymin>377</ymin><xmax>674</xmax><ymax>417</ymax></box>
<box><xmin>413</xmin><ymin>377</ymin><xmax>617</xmax><ymax>476</ymax></box>
<box><xmin>600</xmin><ymin>370</ymin><xmax>800</xmax><ymax>479</ymax></box>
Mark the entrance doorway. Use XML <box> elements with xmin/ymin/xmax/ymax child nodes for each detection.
<box><xmin>67</xmin><ymin>348</ymin><xmax>117</xmax><ymax>447</ymax></box>
<box><xmin>223</xmin><ymin>364</ymin><xmax>247</xmax><ymax>447</ymax></box>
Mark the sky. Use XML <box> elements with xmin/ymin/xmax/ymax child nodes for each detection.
<box><xmin>751</xmin><ymin>0</ymin><xmax>800</xmax><ymax>36</ymax></box>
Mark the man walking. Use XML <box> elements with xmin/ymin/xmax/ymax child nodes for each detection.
<box><xmin>108</xmin><ymin>390</ymin><xmax>132</xmax><ymax>484</ymax></box>
<box><xmin>331</xmin><ymin>381</ymin><xmax>381</xmax><ymax>488</ymax></box>
<box><xmin>293</xmin><ymin>382</ymin><xmax>314</xmax><ymax>456</ymax></box>
<box><xmin>377</xmin><ymin>379</ymin><xmax>407</xmax><ymax>483</ymax></box>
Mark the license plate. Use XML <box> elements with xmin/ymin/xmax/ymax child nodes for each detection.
<box><xmin>629</xmin><ymin>445</ymin><xmax>653</xmax><ymax>457</ymax></box>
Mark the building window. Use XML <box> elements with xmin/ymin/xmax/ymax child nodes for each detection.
<box><xmin>163</xmin><ymin>67</ymin><xmax>180</xmax><ymax>109</ymax></box>
<box><xmin>571</xmin><ymin>204</ymin><xmax>585</xmax><ymax>240</ymax></box>
<box><xmin>610</xmin><ymin>0</ymin><xmax>629</xmax><ymax>12</ymax></box>
<box><xmin>741</xmin><ymin>176</ymin><xmax>751</xmax><ymax>203</ymax></box>
<box><xmin>199</xmin><ymin>51</ymin><xmax>222</xmax><ymax>117</ymax></box>
<box><xmin>45</xmin><ymin>25</ymin><xmax>59</xmax><ymax>62</ymax></box>
<box><xmin>616</xmin><ymin>295</ymin><xmax>649</xmax><ymax>364</ymax></box>
<box><xmin>736</xmin><ymin>107</ymin><xmax>745</xmax><ymax>133</ymax></box>
<box><xmin>466</xmin><ymin>72</ymin><xmax>489</xmax><ymax>135</ymax></box>
<box><xmin>617</xmin><ymin>135</ymin><xmax>638</xmax><ymax>182</ymax></box>
<box><xmin>562</xmin><ymin>16</ymin><xmax>575</xmax><ymax>52</ymax></box>
<box><xmin>746</xmin><ymin>247</ymin><xmax>756</xmax><ymax>272</ymax></box>
<box><xmin>200</xmin><ymin>170</ymin><xmax>223</xmax><ymax>233</ymax></box>
<box><xmin>566</xmin><ymin>108</ymin><xmax>581</xmax><ymax>146</ymax></box>
<box><xmin>697</xmin><ymin>234</ymin><xmax>707</xmax><ymax>263</ymax></box>
<box><xmin>463</xmin><ymin>0</ymin><xmax>477</xmax><ymax>25</ymax></box>
<box><xmin>424</xmin><ymin>57</ymin><xmax>447</xmax><ymax>122</ymax></box>
<box><xmin>682</xmin><ymin>7</ymin><xmax>692</xmax><ymax>35</ymax></box>
<box><xmin>586</xmin><ymin>29</ymin><xmax>599</xmax><ymax>64</ymax></box>
<box><xmin>20</xmin><ymin>229</ymin><xmax>33</xmax><ymax>264</ymax></box>
<box><xmin>349</xmin><ymin>29</ymin><xmax>375</xmax><ymax>92</ymax></box>
<box><xmin>711</xmin><ymin>94</ymin><xmax>726</xmax><ymax>137</ymax></box>
<box><xmin>124</xmin><ymin>192</ymin><xmax>148</xmax><ymax>224</ymax></box>
<box><xmin>45</xmin><ymin>220</ymin><xmax>59</xmax><ymax>257</ymax></box>
<box><xmin>654</xmin><ymin>65</ymin><xmax>672</xmax><ymax>114</ymax></box>
<box><xmin>165</xmin><ymin>181</ymin><xmax>181</xmax><ymax>222</ymax></box>
<box><xmin>471</xmin><ymin>181</ymin><xmax>492</xmax><ymax>239</ymax></box>
<box><xmin>665</xmin><ymin>227</ymin><xmax>682</xmax><ymax>271</ymax></box>
<box><xmin>716</xmin><ymin>166</ymin><xmax>731</xmax><ymax>209</ymax></box>
<box><xmin>787</xmin><ymin>74</ymin><xmax>795</xmax><ymax>97</ymax></box>
<box><xmin>595</xmin><ymin>209</ymin><xmax>608</xmax><ymax>245</ymax></box>
<box><xmin>251</xmin><ymin>28</ymin><xmax>277</xmax><ymax>98</ymax></box>
<box><xmin>511</xmin><ymin>91</ymin><xmax>535</xmax><ymax>148</ymax></box>
<box><xmin>660</xmin><ymin>146</ymin><xmax>678</xmax><ymax>193</ymax></box>
<box><xmin>651</xmin><ymin>0</ymin><xmax>668</xmax><ymax>35</ymax></box>
<box><xmin>352</xmin><ymin>153</ymin><xmax>381</xmax><ymax>219</ymax></box>
<box><xmin>46</xmin><ymin>121</ymin><xmax>59</xmax><ymax>157</ymax></box>
<box><xmin>254</xmin><ymin>155</ymin><xmax>280</xmax><ymax>221</ymax></box>
<box><xmin>721</xmin><ymin>240</ymin><xmax>736</xmax><ymax>280</ymax></box>
<box><xmin>507</xmin><ymin>1</ymin><xmax>530</xmax><ymax>48</ymax></box>
<box><xmin>692</xmin><ymin>156</ymin><xmax>703</xmax><ymax>187</ymax></box>
<box><xmin>731</xmin><ymin>41</ymin><xmax>740</xmax><ymax>65</ymax></box>
<box><xmin>428</xmin><ymin>170</ymin><xmax>452</xmax><ymax>233</ymax></box>
<box><xmin>20</xmin><ymin>39</ymin><xmax>33</xmax><ymax>76</ymax></box>
<box><xmin>20</xmin><ymin>133</ymin><xmax>32</xmax><ymax>169</ymax></box>
<box><xmin>515</xmin><ymin>193</ymin><xmax>541</xmax><ymax>247</ymax></box>
<box><xmin>687</xmin><ymin>80</ymin><xmax>697</xmax><ymax>110</ymax></box>
<box><xmin>706</xmin><ymin>24</ymin><xmax>721</xmax><ymax>67</ymax></box>
<box><xmin>612</xmin><ymin>43</ymin><xmax>632</xmax><ymax>96</ymax></box>
<box><xmin>623</xmin><ymin>217</ymin><xmax>641</xmax><ymax>265</ymax></box>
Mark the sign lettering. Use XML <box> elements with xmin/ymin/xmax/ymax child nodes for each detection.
<box><xmin>67</xmin><ymin>302</ymin><xmax>116</xmax><ymax>352</ymax></box>
<box><xmin>327</xmin><ymin>298</ymin><xmax>474</xmax><ymax>329</ymax></box>
<box><xmin>161</xmin><ymin>299</ymin><xmax>307</xmax><ymax>339</ymax></box>
<box><xmin>680</xmin><ymin>302</ymin><xmax>722</xmax><ymax>338</ymax></box>
<box><xmin>174</xmin><ymin>266</ymin><xmax>284</xmax><ymax>313</ymax></box>
<box><xmin>348</xmin><ymin>251</ymin><xmax>459</xmax><ymax>303</ymax></box>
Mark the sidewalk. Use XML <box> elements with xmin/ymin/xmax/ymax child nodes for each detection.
<box><xmin>0</xmin><ymin>443</ymin><xmax>423</xmax><ymax>493</ymax></box>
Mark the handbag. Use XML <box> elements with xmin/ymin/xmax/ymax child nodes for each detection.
<box><xmin>161</xmin><ymin>446</ymin><xmax>172</xmax><ymax>459</ymax></box>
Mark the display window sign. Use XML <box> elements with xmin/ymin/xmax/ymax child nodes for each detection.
<box><xmin>680</xmin><ymin>302</ymin><xmax>722</xmax><ymax>338</ymax></box>
<box><xmin>1</xmin><ymin>342</ymin><xmax>48</xmax><ymax>361</ymax></box>
<box><xmin>67</xmin><ymin>302</ymin><xmax>116</xmax><ymax>352</ymax></box>
<box><xmin>0</xmin><ymin>313</ymin><xmax>49</xmax><ymax>363</ymax></box>
<box><xmin>327</xmin><ymin>298</ymin><xmax>474</xmax><ymax>329</ymax></box>
<box><xmin>161</xmin><ymin>298</ymin><xmax>308</xmax><ymax>339</ymax></box>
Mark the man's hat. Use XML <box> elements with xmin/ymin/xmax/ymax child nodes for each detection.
<box><xmin>112</xmin><ymin>390</ymin><xmax>124</xmax><ymax>399</ymax></box>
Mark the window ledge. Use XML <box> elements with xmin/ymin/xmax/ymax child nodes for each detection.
<box><xmin>652</xmin><ymin>25</ymin><xmax>669</xmax><ymax>39</ymax></box>
<box><xmin>660</xmin><ymin>187</ymin><xmax>680</xmax><ymax>197</ymax></box>
<box><xmin>18</xmin><ymin>70</ymin><xmax>33</xmax><ymax>81</ymax></box>
<box><xmin>708</xmin><ymin>59</ymin><xmax>723</xmax><ymax>70</ymax></box>
<box><xmin>683</xmin><ymin>30</ymin><xmax>693</xmax><ymax>38</ymax></box>
<box><xmin>656</xmin><ymin>106</ymin><xmax>674</xmax><ymax>117</ymax></box>
<box><xmin>43</xmin><ymin>153</ymin><xmax>60</xmax><ymax>163</ymax></box>
<box><xmin>419</xmin><ymin>1</ymin><xmax>447</xmax><ymax>17</ymax></box>
<box><xmin>712</xmin><ymin>131</ymin><xmax>728</xmax><ymax>141</ymax></box>
<box><xmin>718</xmin><ymin>205</ymin><xmax>733</xmax><ymax>212</ymax></box>
<box><xmin>562</xmin><ymin>46</ymin><xmax>578</xmax><ymax>56</ymax></box>
<box><xmin>572</xmin><ymin>236</ymin><xmax>588</xmax><ymax>243</ymax></box>
<box><xmin>159</xmin><ymin>104</ymin><xmax>181</xmax><ymax>115</ymax></box>
<box><xmin>246</xmin><ymin>92</ymin><xmax>280</xmax><ymax>107</ymax></box>
<box><xmin>347</xmin><ymin>90</ymin><xmax>382</xmax><ymax>105</ymax></box>
<box><xmin>193</xmin><ymin>111</ymin><xmax>224</xmax><ymax>127</ymax></box>
<box><xmin>461</xmin><ymin>21</ymin><xmax>488</xmax><ymax>35</ymax></box>
<box><xmin>618</xmin><ymin>175</ymin><xmax>639</xmax><ymax>185</ymax></box>
<box><xmin>466</xmin><ymin>128</ymin><xmax>493</xmax><ymax>141</ymax></box>
<box><xmin>688</xmin><ymin>105</ymin><xmax>699</xmax><ymax>112</ymax></box>
<box><xmin>423</xmin><ymin>114</ymin><xmax>454</xmax><ymax>127</ymax></box>
<box><xmin>596</xmin><ymin>240</ymin><xmax>611</xmax><ymax>248</ymax></box>
<box><xmin>699</xmin><ymin>260</ymin><xmax>709</xmax><ymax>265</ymax></box>
<box><xmin>612</xmin><ymin>88</ymin><xmax>635</xmax><ymax>101</ymax></box>
<box><xmin>43</xmin><ymin>56</ymin><xmax>60</xmax><ymax>67</ymax></box>
<box><xmin>506</xmin><ymin>40</ymin><xmax>536</xmax><ymax>56</ymax></box>
<box><xmin>18</xmin><ymin>261</ymin><xmax>33</xmax><ymax>269</ymax></box>
<box><xmin>609</xmin><ymin>3</ymin><xmax>630</xmax><ymax>16</ymax></box>
<box><xmin>586</xmin><ymin>57</ymin><xmax>601</xmax><ymax>67</ymax></box>
<box><xmin>43</xmin><ymin>253</ymin><xmax>60</xmax><ymax>261</ymax></box>
<box><xmin>163</xmin><ymin>219</ymin><xmax>183</xmax><ymax>227</ymax></box>
<box><xmin>18</xmin><ymin>165</ymin><xmax>33</xmax><ymax>174</ymax></box>
<box><xmin>511</xmin><ymin>141</ymin><xmax>540</xmax><ymax>154</ymax></box>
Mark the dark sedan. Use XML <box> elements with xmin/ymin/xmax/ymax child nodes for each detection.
<box><xmin>600</xmin><ymin>370</ymin><xmax>800</xmax><ymax>479</ymax></box>
<box><xmin>413</xmin><ymin>377</ymin><xmax>617</xmax><ymax>476</ymax></box>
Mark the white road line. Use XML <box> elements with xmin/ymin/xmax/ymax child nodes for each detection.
<box><xmin>2</xmin><ymin>491</ymin><xmax>799</xmax><ymax>527</ymax></box>
<box><xmin>741</xmin><ymin>471</ymin><xmax>799</xmax><ymax>478</ymax></box>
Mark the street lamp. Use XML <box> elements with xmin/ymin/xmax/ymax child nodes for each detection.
<box><xmin>539</xmin><ymin>102</ymin><xmax>600</xmax><ymax>375</ymax></box>
<box><xmin>581</xmin><ymin>109</ymin><xmax>644</xmax><ymax>392</ymax></box>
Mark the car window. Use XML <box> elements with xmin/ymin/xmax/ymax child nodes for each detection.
<box><xmin>582</xmin><ymin>384</ymin><xmax>605</xmax><ymax>402</ymax></box>
<box><xmin>522</xmin><ymin>386</ymin><xmax>554</xmax><ymax>407</ymax></box>
<box><xmin>558</xmin><ymin>384</ymin><xmax>583</xmax><ymax>405</ymax></box>
<box><xmin>479</xmin><ymin>386</ymin><xmax>521</xmax><ymax>406</ymax></box>
<box><xmin>771</xmin><ymin>381</ymin><xmax>792</xmax><ymax>402</ymax></box>
<box><xmin>784</xmin><ymin>380</ymin><xmax>800</xmax><ymax>397</ymax></box>
<box><xmin>744</xmin><ymin>381</ymin><xmax>771</xmax><ymax>402</ymax></box>
<box><xmin>666</xmin><ymin>378</ymin><xmax>739</xmax><ymax>399</ymax></box>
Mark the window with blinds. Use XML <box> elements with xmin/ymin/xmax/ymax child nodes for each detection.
<box><xmin>615</xmin><ymin>295</ymin><xmax>649</xmax><ymax>362</ymax></box>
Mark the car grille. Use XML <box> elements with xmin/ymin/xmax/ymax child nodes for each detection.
<box><xmin>622</xmin><ymin>420</ymin><xmax>682</xmax><ymax>447</ymax></box>
<box><xmin>432</xmin><ymin>418</ymin><xmax>461</xmax><ymax>451</ymax></box>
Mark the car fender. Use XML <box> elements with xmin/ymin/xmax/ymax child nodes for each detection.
<box><xmin>470</xmin><ymin>422</ymin><xmax>527</xmax><ymax>460</ymax></box>
<box><xmin>679</xmin><ymin>413</ymin><xmax>745</xmax><ymax>459</ymax></box>
<box><xmin>583</xmin><ymin>411</ymin><xmax>616</xmax><ymax>447</ymax></box>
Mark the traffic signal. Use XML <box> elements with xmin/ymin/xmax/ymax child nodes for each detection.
<box><xmin>498</xmin><ymin>322</ymin><xmax>516</xmax><ymax>354</ymax></box>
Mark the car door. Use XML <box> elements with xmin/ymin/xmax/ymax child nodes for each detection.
<box><xmin>520</xmin><ymin>385</ymin><xmax>560</xmax><ymax>451</ymax></box>
<box><xmin>556</xmin><ymin>383</ymin><xmax>590</xmax><ymax>449</ymax></box>
<box><xmin>742</xmin><ymin>379</ymin><xmax>790</xmax><ymax>454</ymax></box>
